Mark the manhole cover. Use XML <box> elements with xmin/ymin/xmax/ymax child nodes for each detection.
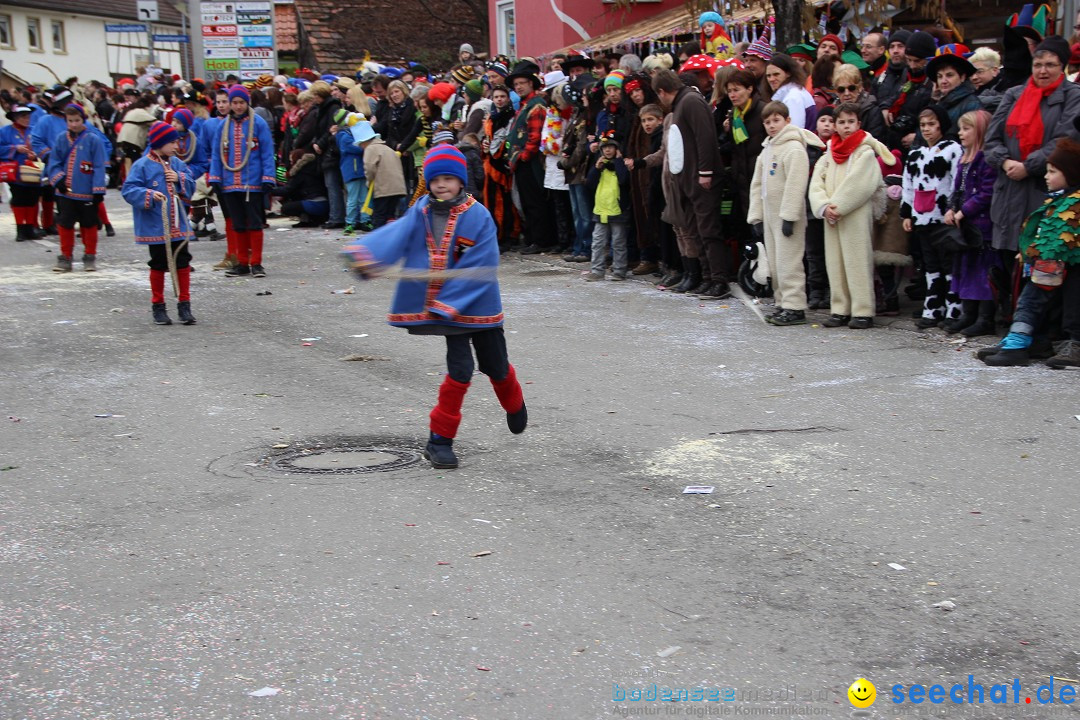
<box><xmin>269</xmin><ymin>446</ymin><xmax>422</xmax><ymax>474</ymax></box>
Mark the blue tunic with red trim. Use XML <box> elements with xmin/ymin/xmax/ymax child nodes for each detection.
<box><xmin>342</xmin><ymin>195</ymin><xmax>504</xmax><ymax>329</ymax></box>
<box><xmin>0</xmin><ymin>124</ymin><xmax>39</xmax><ymax>187</ymax></box>
<box><xmin>206</xmin><ymin>112</ymin><xmax>275</xmax><ymax>192</ymax></box>
<box><xmin>121</xmin><ymin>152</ymin><xmax>196</xmax><ymax>245</ymax></box>
<box><xmin>45</xmin><ymin>128</ymin><xmax>107</xmax><ymax>201</ymax></box>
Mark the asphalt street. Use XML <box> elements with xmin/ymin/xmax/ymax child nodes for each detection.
<box><xmin>2</xmin><ymin>196</ymin><xmax>1079</xmax><ymax>720</ymax></box>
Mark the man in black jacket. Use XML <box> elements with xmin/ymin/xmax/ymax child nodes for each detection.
<box><xmin>311</xmin><ymin>82</ymin><xmax>344</xmax><ymax>228</ymax></box>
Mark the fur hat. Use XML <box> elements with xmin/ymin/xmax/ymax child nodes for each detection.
<box><xmin>1048</xmin><ymin>137</ymin><xmax>1080</xmax><ymax>187</ymax></box>
<box><xmin>423</xmin><ymin>144</ymin><xmax>468</xmax><ymax>184</ymax></box>
<box><xmin>699</xmin><ymin>11</ymin><xmax>723</xmax><ymax>27</ymax></box>
<box><xmin>147</xmin><ymin>120</ymin><xmax>179</xmax><ymax>150</ymax></box>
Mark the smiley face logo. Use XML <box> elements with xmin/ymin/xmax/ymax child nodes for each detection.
<box><xmin>848</xmin><ymin>678</ymin><xmax>876</xmax><ymax>708</ymax></box>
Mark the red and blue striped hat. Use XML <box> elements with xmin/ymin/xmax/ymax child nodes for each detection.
<box><xmin>423</xmin><ymin>144</ymin><xmax>468</xmax><ymax>185</ymax></box>
<box><xmin>171</xmin><ymin>108</ymin><xmax>195</xmax><ymax>130</ymax></box>
<box><xmin>147</xmin><ymin>120</ymin><xmax>180</xmax><ymax>150</ymax></box>
<box><xmin>228</xmin><ymin>85</ymin><xmax>250</xmax><ymax>103</ymax></box>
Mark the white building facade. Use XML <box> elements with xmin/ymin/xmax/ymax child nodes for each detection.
<box><xmin>0</xmin><ymin>2</ymin><xmax>187</xmax><ymax>87</ymax></box>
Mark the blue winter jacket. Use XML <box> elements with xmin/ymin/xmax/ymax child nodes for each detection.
<box><xmin>207</xmin><ymin>112</ymin><xmax>275</xmax><ymax>192</ymax></box>
<box><xmin>121</xmin><ymin>152</ymin><xmax>196</xmax><ymax>245</ymax></box>
<box><xmin>0</xmin><ymin>123</ymin><xmax>39</xmax><ymax>186</ymax></box>
<box><xmin>30</xmin><ymin>113</ymin><xmax>113</xmax><ymax>163</ymax></box>
<box><xmin>46</xmin><ymin>128</ymin><xmax>107</xmax><ymax>201</ymax></box>
<box><xmin>337</xmin><ymin>129</ymin><xmax>365</xmax><ymax>182</ymax></box>
<box><xmin>342</xmin><ymin>195</ymin><xmax>504</xmax><ymax>329</ymax></box>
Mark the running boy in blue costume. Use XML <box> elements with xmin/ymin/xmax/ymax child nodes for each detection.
<box><xmin>342</xmin><ymin>145</ymin><xmax>527</xmax><ymax>469</ymax></box>
<box><xmin>122</xmin><ymin>121</ymin><xmax>197</xmax><ymax>326</ymax></box>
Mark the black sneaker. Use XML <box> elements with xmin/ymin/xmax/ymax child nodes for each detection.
<box><xmin>848</xmin><ymin>316</ymin><xmax>873</xmax><ymax>330</ymax></box>
<box><xmin>821</xmin><ymin>314</ymin><xmax>851</xmax><ymax>328</ymax></box>
<box><xmin>769</xmin><ymin>309</ymin><xmax>807</xmax><ymax>326</ymax></box>
<box><xmin>225</xmin><ymin>264</ymin><xmax>251</xmax><ymax>276</ymax></box>
<box><xmin>519</xmin><ymin>245</ymin><xmax>542</xmax><ymax>255</ymax></box>
<box><xmin>915</xmin><ymin>316</ymin><xmax>941</xmax><ymax>329</ymax></box>
<box><xmin>251</xmin><ymin>265</ymin><xmax>266</xmax><ymax>278</ymax></box>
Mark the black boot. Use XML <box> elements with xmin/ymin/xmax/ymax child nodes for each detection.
<box><xmin>690</xmin><ymin>278</ymin><xmax>713</xmax><ymax>295</ymax></box>
<box><xmin>659</xmin><ymin>270</ymin><xmax>683</xmax><ymax>287</ymax></box>
<box><xmin>671</xmin><ymin>258</ymin><xmax>700</xmax><ymax>293</ymax></box>
<box><xmin>177</xmin><ymin>301</ymin><xmax>196</xmax><ymax>325</ymax></box>
<box><xmin>423</xmin><ymin>433</ymin><xmax>459</xmax><ymax>469</ymax></box>
<box><xmin>944</xmin><ymin>300</ymin><xmax>978</xmax><ymax>333</ymax></box>
<box><xmin>507</xmin><ymin>404</ymin><xmax>528</xmax><ymax>434</ymax></box>
<box><xmin>15</xmin><ymin>224</ymin><xmax>32</xmax><ymax>242</ymax></box>
<box><xmin>960</xmin><ymin>300</ymin><xmax>996</xmax><ymax>337</ymax></box>
<box><xmin>152</xmin><ymin>303</ymin><xmax>173</xmax><ymax>325</ymax></box>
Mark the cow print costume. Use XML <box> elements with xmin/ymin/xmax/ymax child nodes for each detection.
<box><xmin>902</xmin><ymin>138</ymin><xmax>964</xmax><ymax>322</ymax></box>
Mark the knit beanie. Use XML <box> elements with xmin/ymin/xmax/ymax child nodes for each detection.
<box><xmin>743</xmin><ymin>27</ymin><xmax>773</xmax><ymax>62</ymax></box>
<box><xmin>423</xmin><ymin>144</ymin><xmax>469</xmax><ymax>185</ymax></box>
<box><xmin>147</xmin><ymin>120</ymin><xmax>180</xmax><ymax>150</ymax></box>
<box><xmin>888</xmin><ymin>29</ymin><xmax>912</xmax><ymax>47</ymax></box>
<box><xmin>63</xmin><ymin>102</ymin><xmax>86</xmax><ymax>119</ymax></box>
<box><xmin>1035</xmin><ymin>35</ymin><xmax>1071</xmax><ymax>68</ymax></box>
<box><xmin>487</xmin><ymin>61</ymin><xmax>509</xmax><ymax>78</ymax></box>
<box><xmin>432</xmin><ymin>129</ymin><xmax>456</xmax><ymax>145</ymax></box>
<box><xmin>464</xmin><ymin>79</ymin><xmax>483</xmax><ymax>103</ymax></box>
<box><xmin>172</xmin><ymin>108</ymin><xmax>195</xmax><ymax>130</ymax></box>
<box><xmin>427</xmin><ymin>82</ymin><xmax>456</xmax><ymax>106</ymax></box>
<box><xmin>904</xmin><ymin>31</ymin><xmax>938</xmax><ymax>60</ymax></box>
<box><xmin>603</xmin><ymin>70</ymin><xmax>625</xmax><ymax>89</ymax></box>
<box><xmin>1047</xmin><ymin>137</ymin><xmax>1080</xmax><ymax>187</ymax></box>
<box><xmin>819</xmin><ymin>34</ymin><xmax>845</xmax><ymax>53</ymax></box>
<box><xmin>460</xmin><ymin>43</ymin><xmax>474</xmax><ymax>55</ymax></box>
<box><xmin>451</xmin><ymin>65</ymin><xmax>475</xmax><ymax>85</ymax></box>
<box><xmin>228</xmin><ymin>85</ymin><xmax>250</xmax><ymax>103</ymax></box>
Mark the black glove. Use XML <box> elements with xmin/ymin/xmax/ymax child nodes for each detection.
<box><xmin>782</xmin><ymin>220</ymin><xmax>794</xmax><ymax>237</ymax></box>
<box><xmin>210</xmin><ymin>183</ymin><xmax>221</xmax><ymax>195</ymax></box>
<box><xmin>93</xmin><ymin>194</ymin><xmax>104</xmax><ymax>205</ymax></box>
<box><xmin>262</xmin><ymin>183</ymin><xmax>275</xmax><ymax>193</ymax></box>
<box><xmin>751</xmin><ymin>223</ymin><xmax>763</xmax><ymax>239</ymax></box>
<box><xmin>56</xmin><ymin>180</ymin><xmax>68</xmax><ymax>195</ymax></box>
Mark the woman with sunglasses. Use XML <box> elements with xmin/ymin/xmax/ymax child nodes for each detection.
<box><xmin>831</xmin><ymin>64</ymin><xmax>886</xmax><ymax>141</ymax></box>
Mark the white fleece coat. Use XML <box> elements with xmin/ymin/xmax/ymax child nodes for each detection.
<box><xmin>748</xmin><ymin>124</ymin><xmax>824</xmax><ymax>310</ymax></box>
<box><xmin>808</xmin><ymin>132</ymin><xmax>895</xmax><ymax>317</ymax></box>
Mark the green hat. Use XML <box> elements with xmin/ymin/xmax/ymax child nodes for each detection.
<box><xmin>603</xmin><ymin>71</ymin><xmax>625</xmax><ymax>89</ymax></box>
<box><xmin>841</xmin><ymin>50</ymin><xmax>869</xmax><ymax>70</ymax></box>
<box><xmin>464</xmin><ymin>79</ymin><xmax>483</xmax><ymax>102</ymax></box>
<box><xmin>786</xmin><ymin>43</ymin><xmax>817</xmax><ymax>62</ymax></box>
<box><xmin>333</xmin><ymin>108</ymin><xmax>348</xmax><ymax>125</ymax></box>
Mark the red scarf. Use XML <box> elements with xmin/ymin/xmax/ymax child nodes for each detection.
<box><xmin>830</xmin><ymin>129</ymin><xmax>866</xmax><ymax>164</ymax></box>
<box><xmin>1006</xmin><ymin>75</ymin><xmax>1064</xmax><ymax>161</ymax></box>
